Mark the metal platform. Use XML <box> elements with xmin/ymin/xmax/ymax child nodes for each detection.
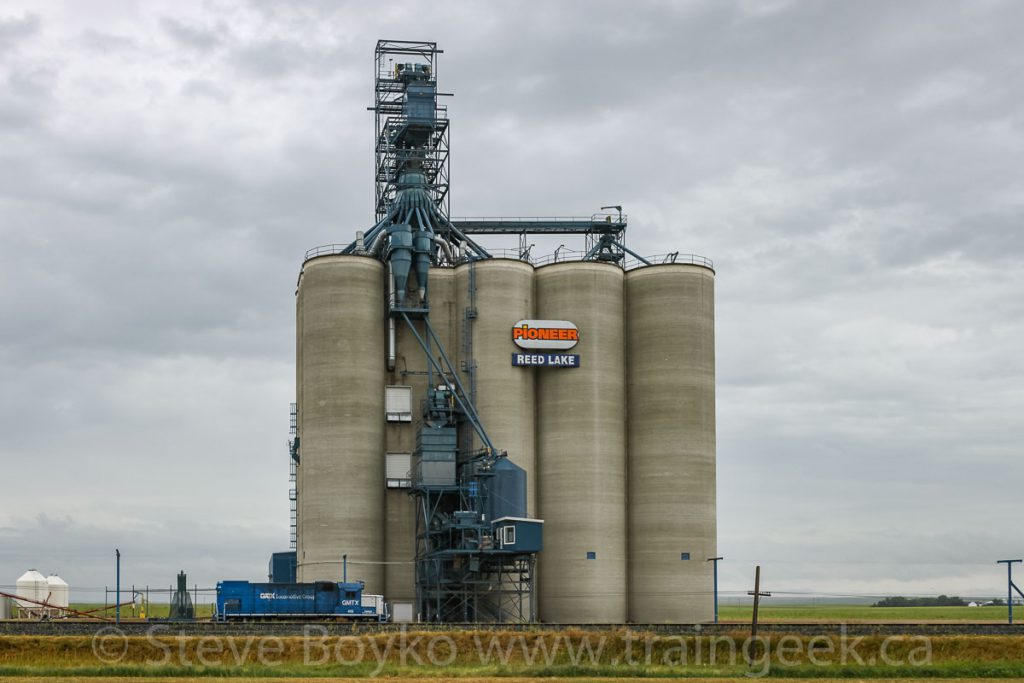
<box><xmin>451</xmin><ymin>214</ymin><xmax>627</xmax><ymax>235</ymax></box>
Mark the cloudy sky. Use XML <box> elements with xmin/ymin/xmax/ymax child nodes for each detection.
<box><xmin>1</xmin><ymin>0</ymin><xmax>1022</xmax><ymax>606</ymax></box>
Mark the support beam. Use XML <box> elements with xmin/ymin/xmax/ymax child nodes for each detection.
<box><xmin>998</xmin><ymin>559</ymin><xmax>1024</xmax><ymax>624</ymax></box>
<box><xmin>707</xmin><ymin>556</ymin><xmax>723</xmax><ymax>624</ymax></box>
<box><xmin>398</xmin><ymin>311</ymin><xmax>495</xmax><ymax>451</ymax></box>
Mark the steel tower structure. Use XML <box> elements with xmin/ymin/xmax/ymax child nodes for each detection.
<box><xmin>371</xmin><ymin>41</ymin><xmax>450</xmax><ymax>224</ymax></box>
<box><xmin>360</xmin><ymin>40</ymin><xmax>540</xmax><ymax>622</ymax></box>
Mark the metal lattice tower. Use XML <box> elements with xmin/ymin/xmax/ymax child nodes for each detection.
<box><xmin>372</xmin><ymin>40</ymin><xmax>450</xmax><ymax>222</ymax></box>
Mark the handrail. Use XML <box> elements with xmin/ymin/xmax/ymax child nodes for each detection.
<box><xmin>304</xmin><ymin>244</ymin><xmax>352</xmax><ymax>260</ymax></box>
<box><xmin>303</xmin><ymin>244</ymin><xmax>713</xmax><ymax>271</ymax></box>
<box><xmin>622</xmin><ymin>253</ymin><xmax>715</xmax><ymax>271</ymax></box>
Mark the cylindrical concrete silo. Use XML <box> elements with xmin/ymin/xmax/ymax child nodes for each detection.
<box><xmin>420</xmin><ymin>266</ymin><xmax>459</xmax><ymax>377</ymax></box>
<box><xmin>296</xmin><ymin>255</ymin><xmax>386</xmax><ymax>592</ymax></box>
<box><xmin>455</xmin><ymin>259</ymin><xmax>537</xmax><ymax>515</ymax></box>
<box><xmin>384</xmin><ymin>267</ymin><xmax>458</xmax><ymax>602</ymax></box>
<box><xmin>536</xmin><ymin>262</ymin><xmax>627</xmax><ymax>623</ymax></box>
<box><xmin>626</xmin><ymin>264</ymin><xmax>716</xmax><ymax>623</ymax></box>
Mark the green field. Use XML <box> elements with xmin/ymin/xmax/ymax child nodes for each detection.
<box><xmin>718</xmin><ymin>604</ymin><xmax>1020</xmax><ymax>622</ymax></box>
<box><xmin>60</xmin><ymin>602</ymin><xmax>1020</xmax><ymax>624</ymax></box>
<box><xmin>1</xmin><ymin>630</ymin><xmax>1024</xmax><ymax>678</ymax></box>
<box><xmin>1</xmin><ymin>679</ymin><xmax>1016</xmax><ymax>683</ymax></box>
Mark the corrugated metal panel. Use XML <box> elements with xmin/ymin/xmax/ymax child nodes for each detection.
<box><xmin>385</xmin><ymin>386</ymin><xmax>412</xmax><ymax>422</ymax></box>
<box><xmin>385</xmin><ymin>452</ymin><xmax>411</xmax><ymax>487</ymax></box>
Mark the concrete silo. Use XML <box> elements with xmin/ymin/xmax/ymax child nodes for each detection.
<box><xmin>536</xmin><ymin>262</ymin><xmax>627</xmax><ymax>623</ymax></box>
<box><xmin>455</xmin><ymin>259</ymin><xmax>537</xmax><ymax>515</ymax></box>
<box><xmin>296</xmin><ymin>255</ymin><xmax>386</xmax><ymax>591</ymax></box>
<box><xmin>626</xmin><ymin>264</ymin><xmax>716</xmax><ymax>623</ymax></box>
<box><xmin>384</xmin><ymin>266</ymin><xmax>458</xmax><ymax>602</ymax></box>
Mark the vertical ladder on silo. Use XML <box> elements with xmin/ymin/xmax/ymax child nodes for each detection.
<box><xmin>288</xmin><ymin>402</ymin><xmax>298</xmax><ymax>549</ymax></box>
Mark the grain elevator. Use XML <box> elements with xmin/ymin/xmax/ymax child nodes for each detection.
<box><xmin>291</xmin><ymin>40</ymin><xmax>716</xmax><ymax>623</ymax></box>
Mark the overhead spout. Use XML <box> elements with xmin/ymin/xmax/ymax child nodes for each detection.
<box><xmin>434</xmin><ymin>235</ymin><xmax>455</xmax><ymax>264</ymax></box>
<box><xmin>413</xmin><ymin>230</ymin><xmax>432</xmax><ymax>305</ymax></box>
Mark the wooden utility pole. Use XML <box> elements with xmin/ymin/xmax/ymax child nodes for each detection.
<box><xmin>746</xmin><ymin>565</ymin><xmax>771</xmax><ymax>661</ymax></box>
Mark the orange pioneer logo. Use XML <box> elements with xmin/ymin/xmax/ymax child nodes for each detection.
<box><xmin>512</xmin><ymin>320</ymin><xmax>579</xmax><ymax>350</ymax></box>
<box><xmin>513</xmin><ymin>326</ymin><xmax>578</xmax><ymax>342</ymax></box>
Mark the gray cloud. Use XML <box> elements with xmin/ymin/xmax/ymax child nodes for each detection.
<box><xmin>160</xmin><ymin>16</ymin><xmax>223</xmax><ymax>51</ymax></box>
<box><xmin>0</xmin><ymin>12</ymin><xmax>39</xmax><ymax>51</ymax></box>
<box><xmin>0</xmin><ymin>0</ymin><xmax>1022</xmax><ymax>601</ymax></box>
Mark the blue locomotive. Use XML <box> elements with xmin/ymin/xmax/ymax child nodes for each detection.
<box><xmin>215</xmin><ymin>580</ymin><xmax>388</xmax><ymax>621</ymax></box>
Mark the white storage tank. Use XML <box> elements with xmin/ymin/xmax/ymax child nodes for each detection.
<box><xmin>15</xmin><ymin>569</ymin><xmax>47</xmax><ymax>609</ymax></box>
<box><xmin>47</xmin><ymin>575</ymin><xmax>69</xmax><ymax>609</ymax></box>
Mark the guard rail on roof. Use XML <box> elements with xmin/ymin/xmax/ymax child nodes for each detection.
<box><xmin>304</xmin><ymin>244</ymin><xmax>713</xmax><ymax>271</ymax></box>
<box><xmin>623</xmin><ymin>253</ymin><xmax>715</xmax><ymax>271</ymax></box>
<box><xmin>304</xmin><ymin>244</ymin><xmax>352</xmax><ymax>260</ymax></box>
